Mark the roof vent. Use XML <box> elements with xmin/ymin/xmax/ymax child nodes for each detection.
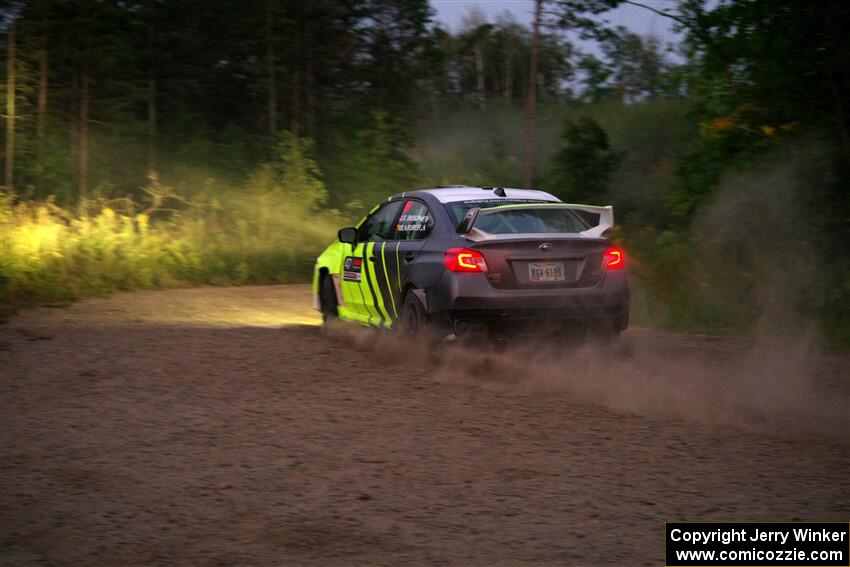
<box><xmin>493</xmin><ymin>187</ymin><xmax>506</xmax><ymax>197</ymax></box>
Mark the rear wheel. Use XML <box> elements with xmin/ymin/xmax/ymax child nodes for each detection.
<box><xmin>319</xmin><ymin>275</ymin><xmax>338</xmax><ymax>326</ymax></box>
<box><xmin>399</xmin><ymin>292</ymin><xmax>429</xmax><ymax>337</ymax></box>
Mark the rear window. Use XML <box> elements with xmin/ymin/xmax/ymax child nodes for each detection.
<box><xmin>473</xmin><ymin>207</ymin><xmax>590</xmax><ymax>234</ymax></box>
<box><xmin>445</xmin><ymin>199</ymin><xmax>554</xmax><ymax>224</ymax></box>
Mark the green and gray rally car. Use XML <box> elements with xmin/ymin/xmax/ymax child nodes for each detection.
<box><xmin>312</xmin><ymin>185</ymin><xmax>629</xmax><ymax>338</ymax></box>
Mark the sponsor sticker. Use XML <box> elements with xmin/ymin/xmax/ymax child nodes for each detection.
<box><xmin>397</xmin><ymin>212</ymin><xmax>430</xmax><ymax>234</ymax></box>
<box><xmin>343</xmin><ymin>256</ymin><xmax>363</xmax><ymax>282</ymax></box>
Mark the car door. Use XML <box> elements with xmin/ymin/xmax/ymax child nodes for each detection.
<box><xmin>377</xmin><ymin>199</ymin><xmax>434</xmax><ymax>325</ymax></box>
<box><xmin>339</xmin><ymin>200</ymin><xmax>403</xmax><ymax>326</ymax></box>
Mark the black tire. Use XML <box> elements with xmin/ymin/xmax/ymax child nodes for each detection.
<box><xmin>399</xmin><ymin>292</ymin><xmax>429</xmax><ymax>337</ymax></box>
<box><xmin>319</xmin><ymin>274</ymin><xmax>338</xmax><ymax>325</ymax></box>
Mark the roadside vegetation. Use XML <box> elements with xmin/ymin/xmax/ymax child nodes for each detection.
<box><xmin>1</xmin><ymin>134</ymin><xmax>342</xmax><ymax>302</ymax></box>
<box><xmin>1</xmin><ymin>0</ymin><xmax>848</xmax><ymax>345</ymax></box>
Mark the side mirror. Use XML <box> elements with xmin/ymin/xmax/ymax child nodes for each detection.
<box><xmin>338</xmin><ymin>227</ymin><xmax>357</xmax><ymax>244</ymax></box>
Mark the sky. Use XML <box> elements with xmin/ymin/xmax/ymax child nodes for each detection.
<box><xmin>430</xmin><ymin>0</ymin><xmax>681</xmax><ymax>43</ymax></box>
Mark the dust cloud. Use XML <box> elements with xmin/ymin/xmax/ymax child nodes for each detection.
<box><xmin>328</xmin><ymin>319</ymin><xmax>848</xmax><ymax>440</ymax></box>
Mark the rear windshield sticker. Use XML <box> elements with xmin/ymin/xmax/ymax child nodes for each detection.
<box><xmin>459</xmin><ymin>198</ymin><xmax>551</xmax><ymax>205</ymax></box>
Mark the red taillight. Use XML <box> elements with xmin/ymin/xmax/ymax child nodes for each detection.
<box><xmin>603</xmin><ymin>246</ymin><xmax>626</xmax><ymax>270</ymax></box>
<box><xmin>444</xmin><ymin>247</ymin><xmax>488</xmax><ymax>272</ymax></box>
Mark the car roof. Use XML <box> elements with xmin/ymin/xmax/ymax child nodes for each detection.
<box><xmin>400</xmin><ymin>185</ymin><xmax>561</xmax><ymax>204</ymax></box>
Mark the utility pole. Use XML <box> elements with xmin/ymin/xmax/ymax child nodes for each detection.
<box><xmin>522</xmin><ymin>0</ymin><xmax>542</xmax><ymax>188</ymax></box>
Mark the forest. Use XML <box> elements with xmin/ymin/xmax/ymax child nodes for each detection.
<box><xmin>1</xmin><ymin>0</ymin><xmax>849</xmax><ymax>345</ymax></box>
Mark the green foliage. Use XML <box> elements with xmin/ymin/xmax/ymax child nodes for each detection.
<box><xmin>595</xmin><ymin>99</ymin><xmax>692</xmax><ymax>226</ymax></box>
<box><xmin>542</xmin><ymin>115</ymin><xmax>623</xmax><ymax>202</ymax></box>
<box><xmin>428</xmin><ymin>9</ymin><xmax>576</xmax><ymax>105</ymax></box>
<box><xmin>321</xmin><ymin>111</ymin><xmax>418</xmax><ymax>211</ymax></box>
<box><xmin>0</xmin><ymin>196</ymin><xmax>184</xmax><ymax>301</ymax></box>
<box><xmin>253</xmin><ymin>132</ymin><xmax>328</xmax><ymax>214</ymax></box>
<box><xmin>674</xmin><ymin>0</ymin><xmax>850</xmax><ymax>220</ymax></box>
<box><xmin>577</xmin><ymin>54</ymin><xmax>615</xmax><ymax>102</ymax></box>
<box><xmin>575</xmin><ymin>30</ymin><xmax>681</xmax><ymax>103</ymax></box>
<box><xmin>625</xmin><ymin>228</ymin><xmax>757</xmax><ymax>334</ymax></box>
<box><xmin>416</xmin><ymin>102</ymin><xmax>538</xmax><ymax>188</ymax></box>
<box><xmin>0</xmin><ymin>137</ymin><xmax>343</xmax><ymax>303</ymax></box>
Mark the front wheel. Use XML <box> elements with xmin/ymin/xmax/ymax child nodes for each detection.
<box><xmin>319</xmin><ymin>275</ymin><xmax>338</xmax><ymax>326</ymax></box>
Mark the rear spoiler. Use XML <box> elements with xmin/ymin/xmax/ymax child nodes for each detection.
<box><xmin>456</xmin><ymin>203</ymin><xmax>614</xmax><ymax>238</ymax></box>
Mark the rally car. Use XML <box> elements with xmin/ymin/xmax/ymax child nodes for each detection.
<box><xmin>312</xmin><ymin>186</ymin><xmax>629</xmax><ymax>338</ymax></box>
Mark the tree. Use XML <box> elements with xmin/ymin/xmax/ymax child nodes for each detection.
<box><xmin>543</xmin><ymin>115</ymin><xmax>623</xmax><ymax>202</ymax></box>
<box><xmin>672</xmin><ymin>0</ymin><xmax>850</xmax><ymax>221</ymax></box>
<box><xmin>265</xmin><ymin>0</ymin><xmax>277</xmax><ymax>136</ymax></box>
<box><xmin>321</xmin><ymin>110</ymin><xmax>417</xmax><ymax>209</ymax></box>
<box><xmin>522</xmin><ymin>0</ymin><xmax>542</xmax><ymax>188</ymax></box>
<box><xmin>457</xmin><ymin>17</ymin><xmax>492</xmax><ymax>109</ymax></box>
<box><xmin>35</xmin><ymin>0</ymin><xmax>48</xmax><ymax>184</ymax></box>
<box><xmin>492</xmin><ymin>13</ymin><xmax>525</xmax><ymax>100</ymax></box>
<box><xmin>4</xmin><ymin>14</ymin><xmax>14</xmax><ymax>191</ymax></box>
<box><xmin>577</xmin><ymin>53</ymin><xmax>614</xmax><ymax>102</ymax></box>
<box><xmin>145</xmin><ymin>0</ymin><xmax>157</xmax><ymax>176</ymax></box>
<box><xmin>358</xmin><ymin>0</ymin><xmax>434</xmax><ymax>115</ymax></box>
<box><xmin>601</xmin><ymin>29</ymin><xmax>673</xmax><ymax>101</ymax></box>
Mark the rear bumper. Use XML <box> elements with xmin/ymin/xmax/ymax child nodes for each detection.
<box><xmin>425</xmin><ymin>270</ymin><xmax>629</xmax><ymax>329</ymax></box>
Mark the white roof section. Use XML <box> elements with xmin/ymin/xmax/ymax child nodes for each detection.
<box><xmin>415</xmin><ymin>186</ymin><xmax>561</xmax><ymax>204</ymax></box>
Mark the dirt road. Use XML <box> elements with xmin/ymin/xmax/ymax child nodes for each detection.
<box><xmin>1</xmin><ymin>285</ymin><xmax>848</xmax><ymax>566</ymax></box>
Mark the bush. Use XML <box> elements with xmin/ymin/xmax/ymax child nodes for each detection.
<box><xmin>0</xmin><ymin>135</ymin><xmax>344</xmax><ymax>304</ymax></box>
<box><xmin>541</xmin><ymin>115</ymin><xmax>624</xmax><ymax>203</ymax></box>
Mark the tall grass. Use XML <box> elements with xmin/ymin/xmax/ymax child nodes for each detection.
<box><xmin>0</xmin><ymin>191</ymin><xmax>342</xmax><ymax>304</ymax></box>
<box><xmin>1</xmin><ymin>133</ymin><xmax>346</xmax><ymax>305</ymax></box>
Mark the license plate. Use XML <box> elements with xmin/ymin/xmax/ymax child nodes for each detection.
<box><xmin>529</xmin><ymin>261</ymin><xmax>565</xmax><ymax>282</ymax></box>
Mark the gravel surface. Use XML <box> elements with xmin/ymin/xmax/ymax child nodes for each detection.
<box><xmin>1</xmin><ymin>285</ymin><xmax>848</xmax><ymax>566</ymax></box>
